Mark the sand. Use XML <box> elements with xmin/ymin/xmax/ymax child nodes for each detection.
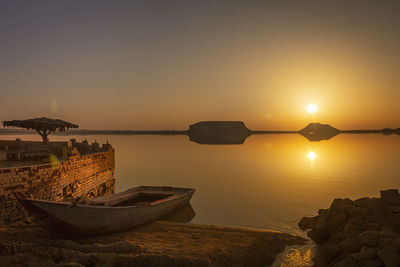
<box><xmin>0</xmin><ymin>218</ymin><xmax>306</xmax><ymax>267</ymax></box>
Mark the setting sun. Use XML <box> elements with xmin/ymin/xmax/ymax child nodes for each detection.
<box><xmin>308</xmin><ymin>151</ymin><xmax>316</xmax><ymax>160</ymax></box>
<box><xmin>306</xmin><ymin>104</ymin><xmax>318</xmax><ymax>114</ymax></box>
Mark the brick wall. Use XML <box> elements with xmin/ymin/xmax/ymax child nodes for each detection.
<box><xmin>0</xmin><ymin>147</ymin><xmax>115</xmax><ymax>224</ymax></box>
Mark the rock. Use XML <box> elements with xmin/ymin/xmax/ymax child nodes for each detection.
<box><xmin>327</xmin><ymin>212</ymin><xmax>348</xmax><ymax>234</ymax></box>
<box><xmin>390</xmin><ymin>238</ymin><xmax>400</xmax><ymax>252</ymax></box>
<box><xmin>318</xmin><ymin>208</ymin><xmax>329</xmax><ymax>215</ymax></box>
<box><xmin>364</xmin><ymin>222</ymin><xmax>381</xmax><ymax>232</ymax></box>
<box><xmin>56</xmin><ymin>263</ymin><xmax>85</xmax><ymax>267</ymax></box>
<box><xmin>380</xmin><ymin>230</ymin><xmax>400</xmax><ymax>239</ymax></box>
<box><xmin>350</xmin><ymin>246</ymin><xmax>377</xmax><ymax>261</ymax></box>
<box><xmin>308</xmin><ymin>228</ymin><xmax>329</xmax><ymax>245</ymax></box>
<box><xmin>344</xmin><ymin>221</ymin><xmax>362</xmax><ymax>238</ymax></box>
<box><xmin>332</xmin><ymin>256</ymin><xmax>359</xmax><ymax>267</ymax></box>
<box><xmin>330</xmin><ymin>198</ymin><xmax>354</xmax><ymax>211</ymax></box>
<box><xmin>298</xmin><ymin>216</ymin><xmax>317</xmax><ymax>230</ymax></box>
<box><xmin>380</xmin><ymin>189</ymin><xmax>400</xmax><ymax>205</ymax></box>
<box><xmin>358</xmin><ymin>231</ymin><xmax>379</xmax><ymax>247</ymax></box>
<box><xmin>329</xmin><ymin>230</ymin><xmax>345</xmax><ymax>244</ymax></box>
<box><xmin>369</xmin><ymin>205</ymin><xmax>390</xmax><ymax>222</ymax></box>
<box><xmin>314</xmin><ymin>211</ymin><xmax>330</xmax><ymax>231</ymax></box>
<box><xmin>358</xmin><ymin>259</ymin><xmax>385</xmax><ymax>267</ymax></box>
<box><xmin>355</xmin><ymin>197</ymin><xmax>373</xmax><ymax>209</ymax></box>
<box><xmin>395</xmin><ymin>214</ymin><xmax>400</xmax><ymax>225</ymax></box>
<box><xmin>378</xmin><ymin>238</ymin><xmax>391</xmax><ymax>248</ymax></box>
<box><xmin>340</xmin><ymin>237</ymin><xmax>362</xmax><ymax>254</ymax></box>
<box><xmin>387</xmin><ymin>205</ymin><xmax>400</xmax><ymax>214</ymax></box>
<box><xmin>377</xmin><ymin>245</ymin><xmax>400</xmax><ymax>267</ymax></box>
<box><xmin>344</xmin><ymin>206</ymin><xmax>366</xmax><ymax>218</ymax></box>
<box><xmin>314</xmin><ymin>243</ymin><xmax>342</xmax><ymax>266</ymax></box>
<box><xmin>382</xmin><ymin>215</ymin><xmax>398</xmax><ymax>232</ymax></box>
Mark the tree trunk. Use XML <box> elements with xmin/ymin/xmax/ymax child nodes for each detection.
<box><xmin>36</xmin><ymin>129</ymin><xmax>49</xmax><ymax>145</ymax></box>
<box><xmin>42</xmin><ymin>135</ymin><xmax>49</xmax><ymax>145</ymax></box>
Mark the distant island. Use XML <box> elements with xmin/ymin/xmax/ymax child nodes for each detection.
<box><xmin>187</xmin><ymin>121</ymin><xmax>251</xmax><ymax>144</ymax></box>
<box><xmin>0</xmin><ymin>121</ymin><xmax>399</xmax><ymax>144</ymax></box>
<box><xmin>299</xmin><ymin>123</ymin><xmax>340</xmax><ymax>141</ymax></box>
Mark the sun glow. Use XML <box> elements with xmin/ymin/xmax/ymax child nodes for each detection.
<box><xmin>308</xmin><ymin>151</ymin><xmax>316</xmax><ymax>161</ymax></box>
<box><xmin>306</xmin><ymin>104</ymin><xmax>317</xmax><ymax>114</ymax></box>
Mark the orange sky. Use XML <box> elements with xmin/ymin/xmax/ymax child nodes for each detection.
<box><xmin>1</xmin><ymin>1</ymin><xmax>400</xmax><ymax>131</ymax></box>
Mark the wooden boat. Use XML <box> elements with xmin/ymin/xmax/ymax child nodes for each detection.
<box><xmin>13</xmin><ymin>186</ymin><xmax>195</xmax><ymax>235</ymax></box>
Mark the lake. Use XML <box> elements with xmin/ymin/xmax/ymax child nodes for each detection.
<box><xmin>2</xmin><ymin>133</ymin><xmax>400</xmax><ymax>235</ymax></box>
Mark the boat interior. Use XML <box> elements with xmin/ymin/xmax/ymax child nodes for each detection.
<box><xmin>84</xmin><ymin>191</ymin><xmax>177</xmax><ymax>207</ymax></box>
<box><xmin>113</xmin><ymin>193</ymin><xmax>175</xmax><ymax>207</ymax></box>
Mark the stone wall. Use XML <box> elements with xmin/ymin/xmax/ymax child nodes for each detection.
<box><xmin>0</xmin><ymin>147</ymin><xmax>115</xmax><ymax>225</ymax></box>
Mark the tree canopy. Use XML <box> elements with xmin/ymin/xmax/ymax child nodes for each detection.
<box><xmin>2</xmin><ymin>117</ymin><xmax>79</xmax><ymax>144</ymax></box>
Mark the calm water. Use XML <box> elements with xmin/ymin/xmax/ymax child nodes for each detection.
<box><xmin>3</xmin><ymin>133</ymin><xmax>400</xmax><ymax>234</ymax></box>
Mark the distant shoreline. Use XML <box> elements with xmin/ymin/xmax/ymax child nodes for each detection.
<box><xmin>0</xmin><ymin>128</ymin><xmax>399</xmax><ymax>135</ymax></box>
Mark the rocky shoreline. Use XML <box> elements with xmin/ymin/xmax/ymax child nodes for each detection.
<box><xmin>299</xmin><ymin>189</ymin><xmax>400</xmax><ymax>267</ymax></box>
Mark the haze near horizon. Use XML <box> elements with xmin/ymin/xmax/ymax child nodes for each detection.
<box><xmin>1</xmin><ymin>1</ymin><xmax>400</xmax><ymax>130</ymax></box>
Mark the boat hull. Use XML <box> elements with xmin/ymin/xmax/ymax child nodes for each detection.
<box><xmin>14</xmin><ymin>186</ymin><xmax>195</xmax><ymax>236</ymax></box>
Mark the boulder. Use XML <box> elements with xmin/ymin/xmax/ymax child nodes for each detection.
<box><xmin>377</xmin><ymin>245</ymin><xmax>400</xmax><ymax>267</ymax></box>
<box><xmin>56</xmin><ymin>263</ymin><xmax>85</xmax><ymax>267</ymax></box>
<box><xmin>364</xmin><ymin>222</ymin><xmax>381</xmax><ymax>232</ymax></box>
<box><xmin>343</xmin><ymin>221</ymin><xmax>362</xmax><ymax>238</ymax></box>
<box><xmin>350</xmin><ymin>246</ymin><xmax>377</xmax><ymax>261</ymax></box>
<box><xmin>369</xmin><ymin>205</ymin><xmax>390</xmax><ymax>222</ymax></box>
<box><xmin>344</xmin><ymin>206</ymin><xmax>366</xmax><ymax>218</ymax></box>
<box><xmin>308</xmin><ymin>228</ymin><xmax>329</xmax><ymax>245</ymax></box>
<box><xmin>387</xmin><ymin>205</ymin><xmax>400</xmax><ymax>214</ymax></box>
<box><xmin>390</xmin><ymin>238</ymin><xmax>400</xmax><ymax>252</ymax></box>
<box><xmin>330</xmin><ymin>198</ymin><xmax>354</xmax><ymax>212</ymax></box>
<box><xmin>395</xmin><ymin>214</ymin><xmax>400</xmax><ymax>225</ymax></box>
<box><xmin>340</xmin><ymin>237</ymin><xmax>362</xmax><ymax>254</ymax></box>
<box><xmin>378</xmin><ymin>238</ymin><xmax>391</xmax><ymax>248</ymax></box>
<box><xmin>314</xmin><ymin>211</ymin><xmax>330</xmax><ymax>231</ymax></box>
<box><xmin>380</xmin><ymin>189</ymin><xmax>400</xmax><ymax>205</ymax></box>
<box><xmin>357</xmin><ymin>259</ymin><xmax>385</xmax><ymax>267</ymax></box>
<box><xmin>331</xmin><ymin>256</ymin><xmax>359</xmax><ymax>267</ymax></box>
<box><xmin>358</xmin><ymin>231</ymin><xmax>379</xmax><ymax>247</ymax></box>
<box><xmin>327</xmin><ymin>212</ymin><xmax>348</xmax><ymax>234</ymax></box>
<box><xmin>318</xmin><ymin>208</ymin><xmax>329</xmax><ymax>215</ymax></box>
<box><xmin>329</xmin><ymin>230</ymin><xmax>345</xmax><ymax>244</ymax></box>
<box><xmin>314</xmin><ymin>243</ymin><xmax>342</xmax><ymax>266</ymax></box>
<box><xmin>298</xmin><ymin>216</ymin><xmax>317</xmax><ymax>231</ymax></box>
<box><xmin>380</xmin><ymin>230</ymin><xmax>400</xmax><ymax>239</ymax></box>
<box><xmin>354</xmin><ymin>197</ymin><xmax>373</xmax><ymax>209</ymax></box>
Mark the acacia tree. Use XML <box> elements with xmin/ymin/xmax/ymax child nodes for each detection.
<box><xmin>2</xmin><ymin>117</ymin><xmax>79</xmax><ymax>144</ymax></box>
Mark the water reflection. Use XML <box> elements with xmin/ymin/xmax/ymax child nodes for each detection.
<box><xmin>163</xmin><ymin>203</ymin><xmax>196</xmax><ymax>223</ymax></box>
<box><xmin>2</xmin><ymin>134</ymin><xmax>400</xmax><ymax>234</ymax></box>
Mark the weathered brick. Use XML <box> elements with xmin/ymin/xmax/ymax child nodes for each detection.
<box><xmin>0</xmin><ymin>148</ymin><xmax>115</xmax><ymax>224</ymax></box>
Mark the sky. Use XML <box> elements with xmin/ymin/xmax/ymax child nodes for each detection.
<box><xmin>1</xmin><ymin>1</ymin><xmax>400</xmax><ymax>131</ymax></box>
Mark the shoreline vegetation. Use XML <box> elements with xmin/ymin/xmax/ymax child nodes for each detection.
<box><xmin>0</xmin><ymin>219</ymin><xmax>305</xmax><ymax>266</ymax></box>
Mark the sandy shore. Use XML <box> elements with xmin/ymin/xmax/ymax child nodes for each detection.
<box><xmin>0</xmin><ymin>218</ymin><xmax>306</xmax><ymax>266</ymax></box>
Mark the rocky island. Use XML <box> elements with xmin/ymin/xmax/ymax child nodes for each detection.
<box><xmin>299</xmin><ymin>123</ymin><xmax>340</xmax><ymax>142</ymax></box>
<box><xmin>187</xmin><ymin>121</ymin><xmax>252</xmax><ymax>145</ymax></box>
